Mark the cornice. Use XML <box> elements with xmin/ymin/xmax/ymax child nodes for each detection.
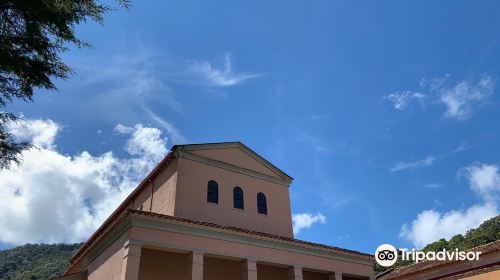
<box><xmin>129</xmin><ymin>214</ymin><xmax>373</xmax><ymax>266</ymax></box>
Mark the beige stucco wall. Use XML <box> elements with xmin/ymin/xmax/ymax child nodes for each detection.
<box><xmin>138</xmin><ymin>248</ymin><xmax>190</xmax><ymax>280</ymax></box>
<box><xmin>257</xmin><ymin>264</ymin><xmax>289</xmax><ymax>279</ymax></box>
<box><xmin>151</xmin><ymin>159</ymin><xmax>178</xmax><ymax>216</ymax></box>
<box><xmin>175</xmin><ymin>157</ymin><xmax>294</xmax><ymax>237</ymax></box>
<box><xmin>133</xmin><ymin>182</ymin><xmax>152</xmax><ymax>211</ymax></box>
<box><xmin>303</xmin><ymin>270</ymin><xmax>330</xmax><ymax>280</ymax></box>
<box><xmin>86</xmin><ymin>231</ymin><xmax>128</xmax><ymax>280</ymax></box>
<box><xmin>204</xmin><ymin>257</ymin><xmax>242</xmax><ymax>280</ymax></box>
<box><xmin>130</xmin><ymin>159</ymin><xmax>178</xmax><ymax>215</ymax></box>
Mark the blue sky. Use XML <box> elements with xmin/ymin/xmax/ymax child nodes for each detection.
<box><xmin>1</xmin><ymin>1</ymin><xmax>500</xmax><ymax>254</ymax></box>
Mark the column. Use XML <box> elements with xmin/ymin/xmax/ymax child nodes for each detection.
<box><xmin>189</xmin><ymin>250</ymin><xmax>204</xmax><ymax>280</ymax></box>
<box><xmin>120</xmin><ymin>241</ymin><xmax>142</xmax><ymax>280</ymax></box>
<box><xmin>288</xmin><ymin>266</ymin><xmax>303</xmax><ymax>280</ymax></box>
<box><xmin>329</xmin><ymin>272</ymin><xmax>342</xmax><ymax>280</ymax></box>
<box><xmin>241</xmin><ymin>258</ymin><xmax>258</xmax><ymax>280</ymax></box>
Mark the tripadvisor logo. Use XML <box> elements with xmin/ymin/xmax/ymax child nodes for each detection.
<box><xmin>375</xmin><ymin>244</ymin><xmax>398</xmax><ymax>267</ymax></box>
<box><xmin>375</xmin><ymin>244</ymin><xmax>482</xmax><ymax>267</ymax></box>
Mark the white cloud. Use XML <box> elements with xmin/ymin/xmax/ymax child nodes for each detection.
<box><xmin>9</xmin><ymin>118</ymin><xmax>60</xmax><ymax>149</ymax></box>
<box><xmin>385</xmin><ymin>75</ymin><xmax>495</xmax><ymax>120</ymax></box>
<box><xmin>390</xmin><ymin>156</ymin><xmax>435</xmax><ymax>172</ymax></box>
<box><xmin>115</xmin><ymin>124</ymin><xmax>168</xmax><ymax>160</ymax></box>
<box><xmin>114</xmin><ymin>123</ymin><xmax>134</xmax><ymax>134</ymax></box>
<box><xmin>0</xmin><ymin>118</ymin><xmax>169</xmax><ymax>245</ymax></box>
<box><xmin>189</xmin><ymin>53</ymin><xmax>260</xmax><ymax>87</ymax></box>
<box><xmin>439</xmin><ymin>76</ymin><xmax>494</xmax><ymax>120</ymax></box>
<box><xmin>400</xmin><ymin>162</ymin><xmax>500</xmax><ymax>248</ymax></box>
<box><xmin>459</xmin><ymin>162</ymin><xmax>500</xmax><ymax>202</ymax></box>
<box><xmin>292</xmin><ymin>212</ymin><xmax>327</xmax><ymax>235</ymax></box>
<box><xmin>384</xmin><ymin>91</ymin><xmax>426</xmax><ymax>110</ymax></box>
<box><xmin>399</xmin><ymin>203</ymin><xmax>498</xmax><ymax>249</ymax></box>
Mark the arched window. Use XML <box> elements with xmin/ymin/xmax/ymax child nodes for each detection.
<box><xmin>257</xmin><ymin>192</ymin><xmax>267</xmax><ymax>215</ymax></box>
<box><xmin>233</xmin><ymin>187</ymin><xmax>244</xmax><ymax>209</ymax></box>
<box><xmin>207</xmin><ymin>180</ymin><xmax>218</xmax><ymax>204</ymax></box>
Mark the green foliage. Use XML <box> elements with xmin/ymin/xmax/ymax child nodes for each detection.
<box><xmin>374</xmin><ymin>215</ymin><xmax>500</xmax><ymax>275</ymax></box>
<box><xmin>0</xmin><ymin>0</ymin><xmax>129</xmax><ymax>169</ymax></box>
<box><xmin>0</xmin><ymin>243</ymin><xmax>82</xmax><ymax>280</ymax></box>
<box><xmin>0</xmin><ymin>112</ymin><xmax>32</xmax><ymax>168</ymax></box>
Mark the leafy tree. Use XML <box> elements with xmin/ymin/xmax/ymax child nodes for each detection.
<box><xmin>422</xmin><ymin>238</ymin><xmax>448</xmax><ymax>252</ymax></box>
<box><xmin>0</xmin><ymin>0</ymin><xmax>130</xmax><ymax>169</ymax></box>
<box><xmin>0</xmin><ymin>243</ymin><xmax>82</xmax><ymax>280</ymax></box>
<box><xmin>448</xmin><ymin>234</ymin><xmax>466</xmax><ymax>251</ymax></box>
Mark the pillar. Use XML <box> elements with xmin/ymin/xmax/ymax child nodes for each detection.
<box><xmin>241</xmin><ymin>258</ymin><xmax>258</xmax><ymax>280</ymax></box>
<box><xmin>288</xmin><ymin>266</ymin><xmax>303</xmax><ymax>280</ymax></box>
<box><xmin>189</xmin><ymin>250</ymin><xmax>204</xmax><ymax>280</ymax></box>
<box><xmin>120</xmin><ymin>241</ymin><xmax>142</xmax><ymax>280</ymax></box>
<box><xmin>329</xmin><ymin>272</ymin><xmax>342</xmax><ymax>280</ymax></box>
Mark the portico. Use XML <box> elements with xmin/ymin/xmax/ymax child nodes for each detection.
<box><xmin>85</xmin><ymin>210</ymin><xmax>374</xmax><ymax>280</ymax></box>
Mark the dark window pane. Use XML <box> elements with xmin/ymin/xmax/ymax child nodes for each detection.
<box><xmin>257</xmin><ymin>192</ymin><xmax>267</xmax><ymax>215</ymax></box>
<box><xmin>233</xmin><ymin>187</ymin><xmax>244</xmax><ymax>209</ymax></box>
<box><xmin>207</xmin><ymin>180</ymin><xmax>218</xmax><ymax>204</ymax></box>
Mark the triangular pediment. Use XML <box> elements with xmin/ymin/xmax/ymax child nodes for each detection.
<box><xmin>172</xmin><ymin>142</ymin><xmax>292</xmax><ymax>183</ymax></box>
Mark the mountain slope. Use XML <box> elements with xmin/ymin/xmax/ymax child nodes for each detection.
<box><xmin>0</xmin><ymin>243</ymin><xmax>82</xmax><ymax>280</ymax></box>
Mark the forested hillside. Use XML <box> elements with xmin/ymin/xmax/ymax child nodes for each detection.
<box><xmin>0</xmin><ymin>243</ymin><xmax>82</xmax><ymax>280</ymax></box>
<box><xmin>374</xmin><ymin>215</ymin><xmax>500</xmax><ymax>274</ymax></box>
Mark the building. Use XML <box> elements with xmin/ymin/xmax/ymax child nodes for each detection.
<box><xmin>377</xmin><ymin>240</ymin><xmax>500</xmax><ymax>280</ymax></box>
<box><xmin>59</xmin><ymin>142</ymin><xmax>374</xmax><ymax>280</ymax></box>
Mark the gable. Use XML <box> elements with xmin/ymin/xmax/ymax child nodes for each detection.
<box><xmin>172</xmin><ymin>142</ymin><xmax>292</xmax><ymax>183</ymax></box>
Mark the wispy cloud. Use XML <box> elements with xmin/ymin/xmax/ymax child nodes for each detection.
<box><xmin>439</xmin><ymin>76</ymin><xmax>494</xmax><ymax>120</ymax></box>
<box><xmin>400</xmin><ymin>162</ymin><xmax>500</xmax><ymax>248</ymax></box>
<box><xmin>76</xmin><ymin>46</ymin><xmax>185</xmax><ymax>124</ymax></box>
<box><xmin>293</xmin><ymin>128</ymin><xmax>331</xmax><ymax>154</ymax></box>
<box><xmin>384</xmin><ymin>75</ymin><xmax>495</xmax><ymax>120</ymax></box>
<box><xmin>383</xmin><ymin>91</ymin><xmax>426</xmax><ymax>110</ymax></box>
<box><xmin>390</xmin><ymin>156</ymin><xmax>435</xmax><ymax>172</ymax></box>
<box><xmin>423</xmin><ymin>183</ymin><xmax>442</xmax><ymax>189</ymax></box>
<box><xmin>453</xmin><ymin>141</ymin><xmax>477</xmax><ymax>153</ymax></box>
<box><xmin>143</xmin><ymin>107</ymin><xmax>186</xmax><ymax>144</ymax></box>
<box><xmin>292</xmin><ymin>212</ymin><xmax>327</xmax><ymax>235</ymax></box>
<box><xmin>188</xmin><ymin>53</ymin><xmax>260</xmax><ymax>87</ymax></box>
